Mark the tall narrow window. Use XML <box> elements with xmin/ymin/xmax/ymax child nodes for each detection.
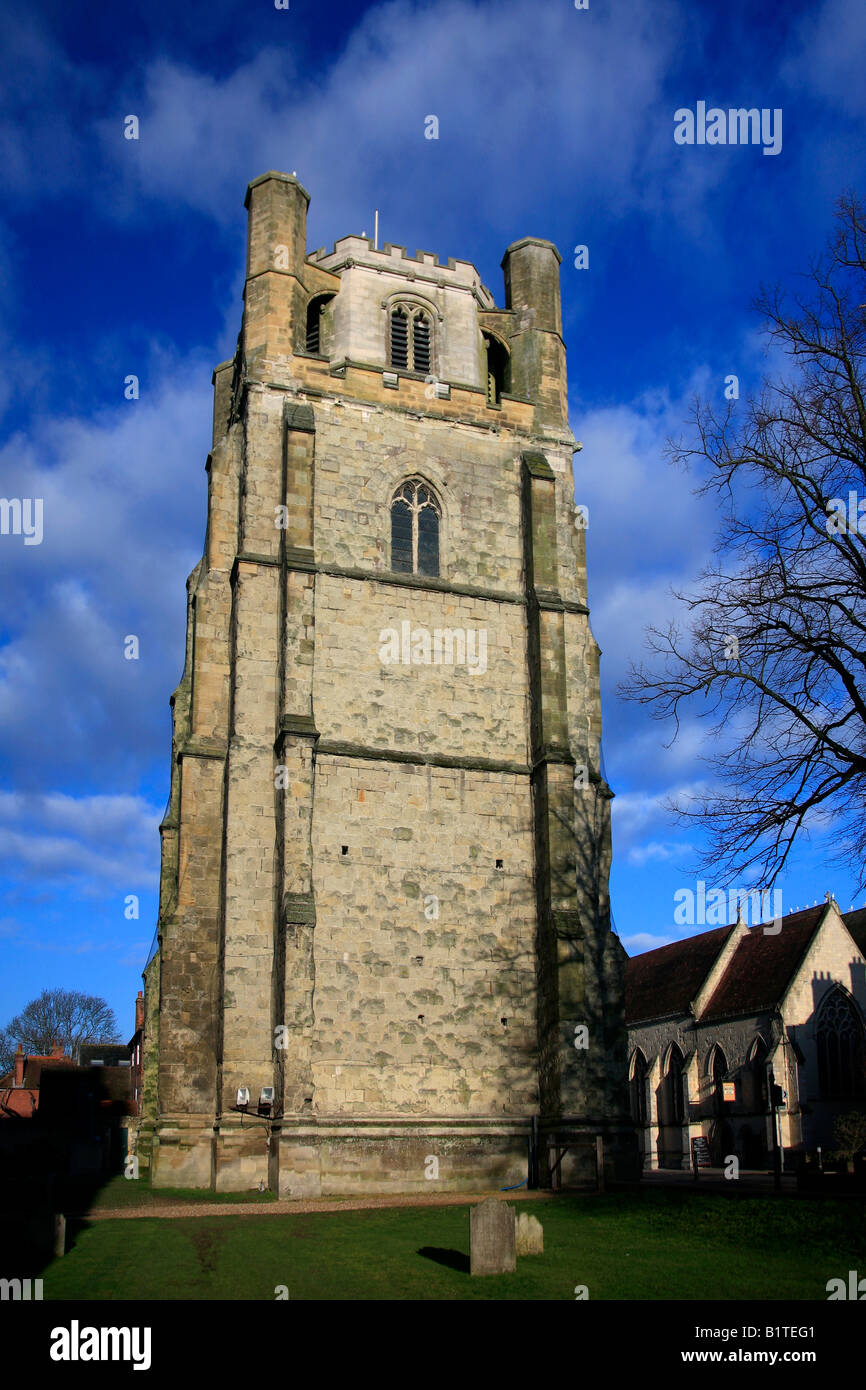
<box><xmin>709</xmin><ymin>1045</ymin><xmax>728</xmax><ymax>1117</ymax></box>
<box><xmin>667</xmin><ymin>1044</ymin><xmax>685</xmax><ymax>1125</ymax></box>
<box><xmin>629</xmin><ymin>1050</ymin><xmax>647</xmax><ymax>1126</ymax></box>
<box><xmin>390</xmin><ymin>308</ymin><xmax>410</xmax><ymax>369</ymax></box>
<box><xmin>747</xmin><ymin>1039</ymin><xmax>768</xmax><ymax>1113</ymax></box>
<box><xmin>389</xmin><ymin>305</ymin><xmax>434</xmax><ymax>373</ymax></box>
<box><xmin>305</xmin><ymin>294</ymin><xmax>333</xmax><ymax>355</ymax></box>
<box><xmin>390</xmin><ymin>478</ymin><xmax>440</xmax><ymax>576</ymax></box>
<box><xmin>817</xmin><ymin>988</ymin><xmax>866</xmax><ymax>1098</ymax></box>
<box><xmin>413</xmin><ymin>313</ymin><xmax>431</xmax><ymax>374</ymax></box>
<box><xmin>482</xmin><ymin>332</ymin><xmax>509</xmax><ymax>405</ymax></box>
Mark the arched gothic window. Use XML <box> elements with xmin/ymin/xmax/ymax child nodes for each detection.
<box><xmin>629</xmin><ymin>1049</ymin><xmax>647</xmax><ymax>1126</ymax></box>
<box><xmin>747</xmin><ymin>1038</ymin><xmax>769</xmax><ymax>1113</ymax></box>
<box><xmin>482</xmin><ymin>332</ymin><xmax>510</xmax><ymax>405</ymax></box>
<box><xmin>816</xmin><ymin>988</ymin><xmax>866</xmax><ymax>1099</ymax></box>
<box><xmin>666</xmin><ymin>1044</ymin><xmax>685</xmax><ymax>1125</ymax></box>
<box><xmin>389</xmin><ymin>305</ymin><xmax>433</xmax><ymax>373</ymax></box>
<box><xmin>390</xmin><ymin>478</ymin><xmax>441</xmax><ymax>576</ymax></box>
<box><xmin>709</xmin><ymin>1044</ymin><xmax>728</xmax><ymax>1117</ymax></box>
<box><xmin>305</xmin><ymin>294</ymin><xmax>334</xmax><ymax>354</ymax></box>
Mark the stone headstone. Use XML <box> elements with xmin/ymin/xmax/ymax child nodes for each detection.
<box><xmin>515</xmin><ymin>1212</ymin><xmax>543</xmax><ymax>1256</ymax></box>
<box><xmin>470</xmin><ymin>1197</ymin><xmax>516</xmax><ymax>1276</ymax></box>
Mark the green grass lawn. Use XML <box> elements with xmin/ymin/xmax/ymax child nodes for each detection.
<box><xmin>79</xmin><ymin>1175</ymin><xmax>278</xmax><ymax>1211</ymax></box>
<box><xmin>39</xmin><ymin>1189</ymin><xmax>866</xmax><ymax>1301</ymax></box>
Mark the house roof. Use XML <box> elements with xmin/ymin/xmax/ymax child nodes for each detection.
<box><xmin>21</xmin><ymin>1055</ymin><xmax>75</xmax><ymax>1088</ymax></box>
<box><xmin>844</xmin><ymin>907</ymin><xmax>866</xmax><ymax>956</ymax></box>
<box><xmin>78</xmin><ymin>1043</ymin><xmax>130</xmax><ymax>1067</ymax></box>
<box><xmin>0</xmin><ymin>1088</ymin><xmax>38</xmax><ymax>1119</ymax></box>
<box><xmin>701</xmin><ymin>906</ymin><xmax>824</xmax><ymax>1019</ymax></box>
<box><xmin>625</xmin><ymin>902</ymin><xmax>845</xmax><ymax>1025</ymax></box>
<box><xmin>625</xmin><ymin>924</ymin><xmax>736</xmax><ymax>1023</ymax></box>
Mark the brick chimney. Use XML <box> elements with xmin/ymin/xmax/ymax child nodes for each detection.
<box><xmin>13</xmin><ymin>1043</ymin><xmax>25</xmax><ymax>1087</ymax></box>
<box><xmin>50</xmin><ymin>1039</ymin><xmax>64</xmax><ymax>1059</ymax></box>
<box><xmin>135</xmin><ymin>990</ymin><xmax>145</xmax><ymax>1032</ymax></box>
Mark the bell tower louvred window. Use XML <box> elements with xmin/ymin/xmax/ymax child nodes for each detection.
<box><xmin>390</xmin><ymin>307</ymin><xmax>409</xmax><ymax>369</ymax></box>
<box><xmin>389</xmin><ymin>305</ymin><xmax>433</xmax><ymax>374</ymax></box>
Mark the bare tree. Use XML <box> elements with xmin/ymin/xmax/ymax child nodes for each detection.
<box><xmin>0</xmin><ymin>989</ymin><xmax>120</xmax><ymax>1073</ymax></box>
<box><xmin>621</xmin><ymin>192</ymin><xmax>866</xmax><ymax>893</ymax></box>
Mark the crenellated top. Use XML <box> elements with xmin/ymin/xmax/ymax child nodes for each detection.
<box><xmin>237</xmin><ymin>170</ymin><xmax>569</xmax><ymax>432</ymax></box>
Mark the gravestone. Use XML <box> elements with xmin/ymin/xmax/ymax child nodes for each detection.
<box><xmin>470</xmin><ymin>1198</ymin><xmax>516</xmax><ymax>1275</ymax></box>
<box><xmin>515</xmin><ymin>1212</ymin><xmax>543</xmax><ymax>1256</ymax></box>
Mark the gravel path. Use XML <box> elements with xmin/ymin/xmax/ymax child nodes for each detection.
<box><xmin>78</xmin><ymin>1188</ymin><xmax>557</xmax><ymax>1221</ymax></box>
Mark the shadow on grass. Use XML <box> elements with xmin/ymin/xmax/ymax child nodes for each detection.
<box><xmin>417</xmin><ymin>1246</ymin><xmax>470</xmax><ymax>1274</ymax></box>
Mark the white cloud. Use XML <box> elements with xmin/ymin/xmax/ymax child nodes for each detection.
<box><xmin>782</xmin><ymin>0</ymin><xmax>866</xmax><ymax>115</ymax></box>
<box><xmin>627</xmin><ymin>840</ymin><xmax>682</xmax><ymax>867</ymax></box>
<box><xmin>0</xmin><ymin>357</ymin><xmax>210</xmax><ymax>782</ymax></box>
<box><xmin>0</xmin><ymin>791</ymin><xmax>161</xmax><ymax>890</ymax></box>
<box><xmin>86</xmin><ymin>0</ymin><xmax>684</xmax><ymax>242</ymax></box>
<box><xmin>622</xmin><ymin>931</ymin><xmax>676</xmax><ymax>955</ymax></box>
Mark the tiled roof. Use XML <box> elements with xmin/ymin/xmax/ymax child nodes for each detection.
<box><xmin>78</xmin><ymin>1043</ymin><xmax>130</xmax><ymax>1066</ymax></box>
<box><xmin>701</xmin><ymin>906</ymin><xmax>824</xmax><ymax>1019</ymax></box>
<box><xmin>0</xmin><ymin>1088</ymin><xmax>39</xmax><ymax>1118</ymax></box>
<box><xmin>22</xmin><ymin>1056</ymin><xmax>75</xmax><ymax>1088</ymax></box>
<box><xmin>844</xmin><ymin>907</ymin><xmax>866</xmax><ymax>955</ymax></box>
<box><xmin>625</xmin><ymin>924</ymin><xmax>736</xmax><ymax>1023</ymax></box>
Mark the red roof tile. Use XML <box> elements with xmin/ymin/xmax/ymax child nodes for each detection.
<box><xmin>625</xmin><ymin>924</ymin><xmax>736</xmax><ymax>1023</ymax></box>
<box><xmin>22</xmin><ymin>1056</ymin><xmax>75</xmax><ymax>1088</ymax></box>
<box><xmin>701</xmin><ymin>906</ymin><xmax>824</xmax><ymax>1019</ymax></box>
<box><xmin>845</xmin><ymin>907</ymin><xmax>866</xmax><ymax>956</ymax></box>
<box><xmin>0</xmin><ymin>1088</ymin><xmax>39</xmax><ymax>1118</ymax></box>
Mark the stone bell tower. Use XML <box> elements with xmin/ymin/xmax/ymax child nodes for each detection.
<box><xmin>143</xmin><ymin>170</ymin><xmax>637</xmax><ymax>1194</ymax></box>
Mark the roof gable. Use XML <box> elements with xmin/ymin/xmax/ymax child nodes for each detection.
<box><xmin>625</xmin><ymin>924</ymin><xmax>736</xmax><ymax>1023</ymax></box>
<box><xmin>701</xmin><ymin>906</ymin><xmax>825</xmax><ymax>1019</ymax></box>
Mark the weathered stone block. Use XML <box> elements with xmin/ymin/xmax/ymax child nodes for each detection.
<box><xmin>470</xmin><ymin>1197</ymin><xmax>516</xmax><ymax>1276</ymax></box>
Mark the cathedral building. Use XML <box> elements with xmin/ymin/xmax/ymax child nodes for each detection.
<box><xmin>140</xmin><ymin>171</ymin><xmax>637</xmax><ymax>1195</ymax></box>
<box><xmin>626</xmin><ymin>900</ymin><xmax>866</xmax><ymax>1170</ymax></box>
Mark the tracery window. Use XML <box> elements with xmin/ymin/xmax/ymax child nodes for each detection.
<box><xmin>390</xmin><ymin>478</ymin><xmax>441</xmax><ymax>576</ymax></box>
<box><xmin>816</xmin><ymin>988</ymin><xmax>866</xmax><ymax>1098</ymax></box>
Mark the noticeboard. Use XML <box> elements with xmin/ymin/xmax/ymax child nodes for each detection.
<box><xmin>691</xmin><ymin>1135</ymin><xmax>712</xmax><ymax>1167</ymax></box>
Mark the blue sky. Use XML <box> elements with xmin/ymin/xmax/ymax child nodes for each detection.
<box><xmin>1</xmin><ymin>0</ymin><xmax>864</xmax><ymax>1038</ymax></box>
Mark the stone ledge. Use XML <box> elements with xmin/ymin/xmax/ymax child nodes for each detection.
<box><xmin>277</xmin><ymin>713</ymin><xmax>319</xmax><ymax>738</ymax></box>
<box><xmin>177</xmin><ymin>739</ymin><xmax>227</xmax><ymax>763</ymax></box>
<box><xmin>317</xmin><ymin>563</ymin><xmax>525</xmax><ymax>607</ymax></box>
<box><xmin>521</xmin><ymin>449</ymin><xmax>555</xmax><ymax>479</ymax></box>
<box><xmin>315</xmin><ymin>740</ymin><xmax>530</xmax><ymax>775</ymax></box>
